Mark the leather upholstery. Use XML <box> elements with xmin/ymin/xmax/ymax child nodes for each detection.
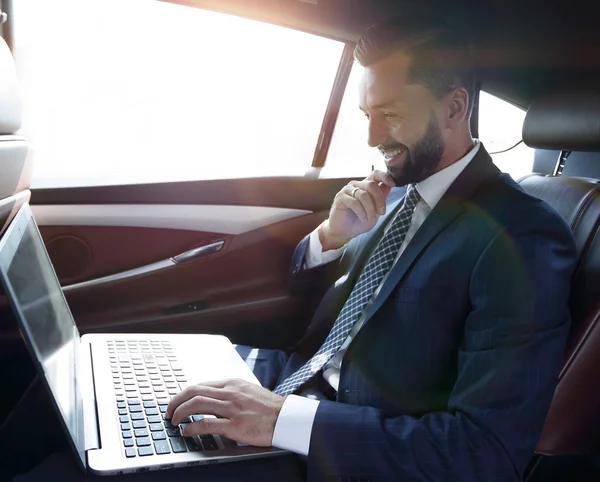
<box><xmin>523</xmin><ymin>86</ymin><xmax>600</xmax><ymax>152</ymax></box>
<box><xmin>518</xmin><ymin>173</ymin><xmax>600</xmax><ymax>454</ymax></box>
<box><xmin>0</xmin><ymin>36</ymin><xmax>31</xmax><ymax>237</ymax></box>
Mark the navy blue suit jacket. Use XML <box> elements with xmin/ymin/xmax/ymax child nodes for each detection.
<box><xmin>285</xmin><ymin>146</ymin><xmax>577</xmax><ymax>482</ymax></box>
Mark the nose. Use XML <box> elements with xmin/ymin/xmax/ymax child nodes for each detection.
<box><xmin>367</xmin><ymin>118</ymin><xmax>388</xmax><ymax>148</ymax></box>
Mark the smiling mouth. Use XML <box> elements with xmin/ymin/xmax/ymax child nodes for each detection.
<box><xmin>382</xmin><ymin>146</ymin><xmax>407</xmax><ymax>163</ymax></box>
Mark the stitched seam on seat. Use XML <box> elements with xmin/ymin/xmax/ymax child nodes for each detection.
<box><xmin>558</xmin><ymin>308</ymin><xmax>600</xmax><ymax>381</ymax></box>
<box><xmin>570</xmin><ymin>185</ymin><xmax>598</xmax><ymax>230</ymax></box>
<box><xmin>569</xmin><ymin>186</ymin><xmax>600</xmax><ymax>282</ymax></box>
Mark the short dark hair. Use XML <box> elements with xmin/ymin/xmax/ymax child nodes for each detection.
<box><xmin>355</xmin><ymin>16</ymin><xmax>475</xmax><ymax>117</ymax></box>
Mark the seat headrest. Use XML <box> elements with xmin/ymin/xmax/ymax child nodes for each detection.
<box><xmin>0</xmin><ymin>36</ymin><xmax>22</xmax><ymax>134</ymax></box>
<box><xmin>523</xmin><ymin>85</ymin><xmax>600</xmax><ymax>152</ymax></box>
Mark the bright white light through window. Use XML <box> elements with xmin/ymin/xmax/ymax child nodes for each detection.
<box><xmin>13</xmin><ymin>0</ymin><xmax>344</xmax><ymax>187</ymax></box>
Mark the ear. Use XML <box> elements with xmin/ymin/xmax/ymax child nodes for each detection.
<box><xmin>446</xmin><ymin>88</ymin><xmax>469</xmax><ymax>129</ymax></box>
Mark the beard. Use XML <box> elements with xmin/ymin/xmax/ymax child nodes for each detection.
<box><xmin>383</xmin><ymin>113</ymin><xmax>446</xmax><ymax>187</ymax></box>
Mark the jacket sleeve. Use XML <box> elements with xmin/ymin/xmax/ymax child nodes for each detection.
<box><xmin>307</xmin><ymin>214</ymin><xmax>577</xmax><ymax>481</ymax></box>
<box><xmin>288</xmin><ymin>233</ymin><xmax>347</xmax><ymax>297</ymax></box>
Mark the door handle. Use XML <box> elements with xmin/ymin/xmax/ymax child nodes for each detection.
<box><xmin>172</xmin><ymin>241</ymin><xmax>224</xmax><ymax>264</ymax></box>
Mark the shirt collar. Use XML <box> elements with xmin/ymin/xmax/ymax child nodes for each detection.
<box><xmin>415</xmin><ymin>139</ymin><xmax>481</xmax><ymax>209</ymax></box>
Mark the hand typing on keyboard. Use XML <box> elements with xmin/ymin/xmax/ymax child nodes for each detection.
<box><xmin>165</xmin><ymin>378</ymin><xmax>285</xmax><ymax>447</ymax></box>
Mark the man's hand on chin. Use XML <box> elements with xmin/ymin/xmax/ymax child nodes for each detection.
<box><xmin>165</xmin><ymin>379</ymin><xmax>285</xmax><ymax>447</ymax></box>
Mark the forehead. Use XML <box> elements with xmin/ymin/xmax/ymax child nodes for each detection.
<box><xmin>359</xmin><ymin>51</ymin><xmax>434</xmax><ymax>109</ymax></box>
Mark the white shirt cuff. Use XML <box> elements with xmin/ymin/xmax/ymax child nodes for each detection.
<box><xmin>305</xmin><ymin>226</ymin><xmax>345</xmax><ymax>269</ymax></box>
<box><xmin>272</xmin><ymin>395</ymin><xmax>320</xmax><ymax>456</ymax></box>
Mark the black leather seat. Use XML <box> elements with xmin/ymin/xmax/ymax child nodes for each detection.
<box><xmin>0</xmin><ymin>35</ymin><xmax>32</xmax><ymax>237</ymax></box>
<box><xmin>518</xmin><ymin>85</ymin><xmax>600</xmax><ymax>459</ymax></box>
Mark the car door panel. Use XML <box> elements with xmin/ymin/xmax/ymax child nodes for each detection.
<box><xmin>0</xmin><ymin>177</ymin><xmax>350</xmax><ymax>350</ymax></box>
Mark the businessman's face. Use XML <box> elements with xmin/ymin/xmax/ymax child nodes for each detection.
<box><xmin>359</xmin><ymin>51</ymin><xmax>446</xmax><ymax>187</ymax></box>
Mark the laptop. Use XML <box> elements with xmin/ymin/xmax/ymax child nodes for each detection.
<box><xmin>0</xmin><ymin>203</ymin><xmax>285</xmax><ymax>475</ymax></box>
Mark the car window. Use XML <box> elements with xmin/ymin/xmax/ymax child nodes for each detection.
<box><xmin>321</xmin><ymin>64</ymin><xmax>385</xmax><ymax>178</ymax></box>
<box><xmin>324</xmin><ymin>66</ymin><xmax>535</xmax><ymax>180</ymax></box>
<box><xmin>13</xmin><ymin>0</ymin><xmax>345</xmax><ymax>188</ymax></box>
<box><xmin>478</xmin><ymin>91</ymin><xmax>534</xmax><ymax>180</ymax></box>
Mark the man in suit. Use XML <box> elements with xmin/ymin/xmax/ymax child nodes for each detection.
<box><xmin>162</xmin><ymin>16</ymin><xmax>577</xmax><ymax>482</ymax></box>
<box><xmin>13</xmin><ymin>16</ymin><xmax>576</xmax><ymax>482</ymax></box>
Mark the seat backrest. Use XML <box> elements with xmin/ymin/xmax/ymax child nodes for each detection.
<box><xmin>520</xmin><ymin>85</ymin><xmax>600</xmax><ymax>455</ymax></box>
<box><xmin>0</xmin><ymin>35</ymin><xmax>32</xmax><ymax>238</ymax></box>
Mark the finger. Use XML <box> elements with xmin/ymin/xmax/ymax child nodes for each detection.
<box><xmin>182</xmin><ymin>417</ymin><xmax>230</xmax><ymax>438</ymax></box>
<box><xmin>167</xmin><ymin>385</ymin><xmax>231</xmax><ymax>419</ymax></box>
<box><xmin>352</xmin><ymin>188</ymin><xmax>378</xmax><ymax>224</ymax></box>
<box><xmin>335</xmin><ymin>191</ymin><xmax>368</xmax><ymax>224</ymax></box>
<box><xmin>366</xmin><ymin>169</ymin><xmax>395</xmax><ymax>187</ymax></box>
<box><xmin>171</xmin><ymin>394</ymin><xmax>232</xmax><ymax>426</ymax></box>
<box><xmin>351</xmin><ymin>180</ymin><xmax>387</xmax><ymax>215</ymax></box>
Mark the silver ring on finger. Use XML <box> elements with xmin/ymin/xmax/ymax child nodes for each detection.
<box><xmin>351</xmin><ymin>186</ymin><xmax>360</xmax><ymax>198</ymax></box>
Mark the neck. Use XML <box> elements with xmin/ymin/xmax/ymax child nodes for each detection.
<box><xmin>436</xmin><ymin>135</ymin><xmax>475</xmax><ymax>173</ymax></box>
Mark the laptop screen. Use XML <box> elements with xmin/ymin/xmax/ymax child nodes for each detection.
<box><xmin>0</xmin><ymin>204</ymin><xmax>86</xmax><ymax>469</ymax></box>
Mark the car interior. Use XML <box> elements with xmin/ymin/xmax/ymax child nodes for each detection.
<box><xmin>0</xmin><ymin>0</ymin><xmax>599</xmax><ymax>480</ymax></box>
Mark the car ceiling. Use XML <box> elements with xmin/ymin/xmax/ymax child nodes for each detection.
<box><xmin>164</xmin><ymin>0</ymin><xmax>600</xmax><ymax>109</ymax></box>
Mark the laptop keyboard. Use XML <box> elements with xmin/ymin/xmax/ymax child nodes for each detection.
<box><xmin>108</xmin><ymin>339</ymin><xmax>220</xmax><ymax>458</ymax></box>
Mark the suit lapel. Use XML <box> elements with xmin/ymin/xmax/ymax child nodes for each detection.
<box><xmin>359</xmin><ymin>146</ymin><xmax>501</xmax><ymax>327</ymax></box>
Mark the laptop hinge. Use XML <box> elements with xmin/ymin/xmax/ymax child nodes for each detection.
<box><xmin>79</xmin><ymin>338</ymin><xmax>100</xmax><ymax>451</ymax></box>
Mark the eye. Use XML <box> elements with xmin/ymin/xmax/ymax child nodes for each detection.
<box><xmin>383</xmin><ymin>112</ymin><xmax>397</xmax><ymax>120</ymax></box>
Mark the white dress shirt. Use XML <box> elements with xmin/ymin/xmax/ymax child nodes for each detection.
<box><xmin>272</xmin><ymin>141</ymin><xmax>481</xmax><ymax>456</ymax></box>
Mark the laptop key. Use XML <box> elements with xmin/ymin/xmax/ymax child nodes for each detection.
<box><xmin>117</xmin><ymin>401</ymin><xmax>126</xmax><ymax>409</ymax></box>
<box><xmin>128</xmin><ymin>399</ymin><xmax>141</xmax><ymax>406</ymax></box>
<box><xmin>169</xmin><ymin>437</ymin><xmax>187</xmax><ymax>453</ymax></box>
<box><xmin>168</xmin><ymin>389</ymin><xmax>179</xmax><ymax>395</ymax></box>
<box><xmin>125</xmin><ymin>448</ymin><xmax>136</xmax><ymax>458</ymax></box>
<box><xmin>143</xmin><ymin>401</ymin><xmax>156</xmax><ymax>408</ymax></box>
<box><xmin>147</xmin><ymin>415</ymin><xmax>161</xmax><ymax>423</ymax></box>
<box><xmin>156</xmin><ymin>393</ymin><xmax>169</xmax><ymax>399</ymax></box>
<box><xmin>202</xmin><ymin>436</ymin><xmax>219</xmax><ymax>450</ymax></box>
<box><xmin>166</xmin><ymin>428</ymin><xmax>181</xmax><ymax>438</ymax></box>
<box><xmin>146</xmin><ymin>408</ymin><xmax>159</xmax><ymax>416</ymax></box>
<box><xmin>123</xmin><ymin>439</ymin><xmax>134</xmax><ymax>448</ymax></box>
<box><xmin>121</xmin><ymin>423</ymin><xmax>131</xmax><ymax>431</ymax></box>
<box><xmin>134</xmin><ymin>428</ymin><xmax>149</xmax><ymax>438</ymax></box>
<box><xmin>159</xmin><ymin>406</ymin><xmax>168</xmax><ymax>414</ymax></box>
<box><xmin>119</xmin><ymin>415</ymin><xmax>129</xmax><ymax>423</ymax></box>
<box><xmin>129</xmin><ymin>406</ymin><xmax>143</xmax><ymax>413</ymax></box>
<box><xmin>154</xmin><ymin>440</ymin><xmax>171</xmax><ymax>455</ymax></box>
<box><xmin>138</xmin><ymin>446</ymin><xmax>153</xmax><ymax>457</ymax></box>
<box><xmin>142</xmin><ymin>395</ymin><xmax>154</xmax><ymax>401</ymax></box>
<box><xmin>122</xmin><ymin>430</ymin><xmax>132</xmax><ymax>439</ymax></box>
<box><xmin>152</xmin><ymin>432</ymin><xmax>167</xmax><ymax>441</ymax></box>
<box><xmin>140</xmin><ymin>388</ymin><xmax>152</xmax><ymax>395</ymax></box>
<box><xmin>136</xmin><ymin>437</ymin><xmax>152</xmax><ymax>447</ymax></box>
<box><xmin>185</xmin><ymin>437</ymin><xmax>202</xmax><ymax>452</ymax></box>
<box><xmin>132</xmin><ymin>420</ymin><xmax>146</xmax><ymax>429</ymax></box>
<box><xmin>131</xmin><ymin>413</ymin><xmax>144</xmax><ymax>421</ymax></box>
<box><xmin>118</xmin><ymin>409</ymin><xmax>127</xmax><ymax>416</ymax></box>
<box><xmin>149</xmin><ymin>423</ymin><xmax>164</xmax><ymax>432</ymax></box>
